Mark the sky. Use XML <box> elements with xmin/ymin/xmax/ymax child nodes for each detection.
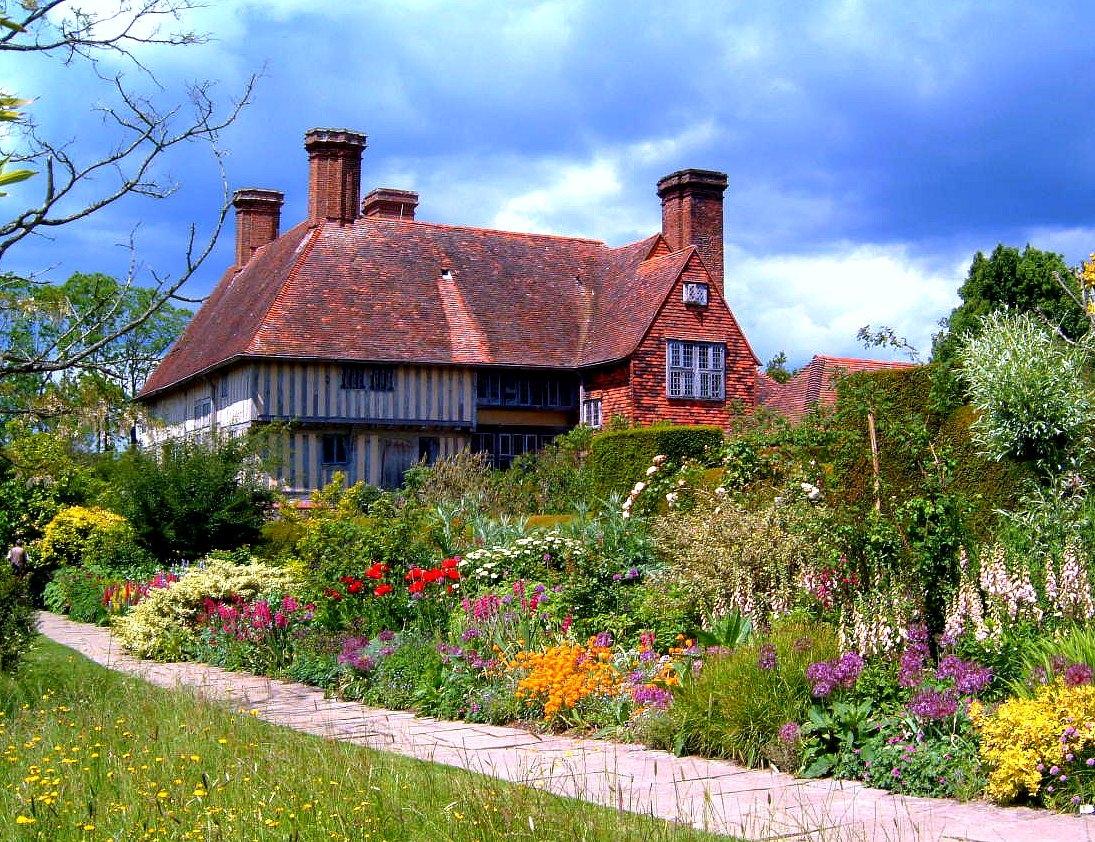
<box><xmin>4</xmin><ymin>0</ymin><xmax>1095</xmax><ymax>368</ymax></box>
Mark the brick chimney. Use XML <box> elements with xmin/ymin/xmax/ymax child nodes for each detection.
<box><xmin>232</xmin><ymin>188</ymin><xmax>283</xmax><ymax>266</ymax></box>
<box><xmin>657</xmin><ymin>169</ymin><xmax>728</xmax><ymax>286</ymax></box>
<box><xmin>362</xmin><ymin>187</ymin><xmax>418</xmax><ymax>220</ymax></box>
<box><xmin>304</xmin><ymin>128</ymin><xmax>367</xmax><ymax>224</ymax></box>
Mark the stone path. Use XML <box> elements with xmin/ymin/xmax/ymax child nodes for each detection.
<box><xmin>36</xmin><ymin>613</ymin><xmax>1093</xmax><ymax>842</ymax></box>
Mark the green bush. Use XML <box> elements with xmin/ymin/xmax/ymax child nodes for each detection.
<box><xmin>587</xmin><ymin>425</ymin><xmax>724</xmax><ymax>499</ymax></box>
<box><xmin>959</xmin><ymin>310</ymin><xmax>1092</xmax><ymax>470</ymax></box>
<box><xmin>103</xmin><ymin>436</ymin><xmax>275</xmax><ymax>564</ymax></box>
<box><xmin>0</xmin><ymin>568</ymin><xmax>34</xmax><ymax>672</ymax></box>
<box><xmin>42</xmin><ymin>567</ymin><xmax>110</xmax><ymax>624</ymax></box>
<box><xmin>648</xmin><ymin>617</ymin><xmax>837</xmax><ymax>765</ymax></box>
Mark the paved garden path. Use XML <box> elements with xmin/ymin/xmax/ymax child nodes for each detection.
<box><xmin>37</xmin><ymin>613</ymin><xmax>1093</xmax><ymax>842</ymax></box>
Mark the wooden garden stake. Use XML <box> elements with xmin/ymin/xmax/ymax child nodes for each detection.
<box><xmin>867</xmin><ymin>411</ymin><xmax>881</xmax><ymax>512</ymax></box>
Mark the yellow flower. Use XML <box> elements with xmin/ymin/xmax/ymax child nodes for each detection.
<box><xmin>16</xmin><ymin>816</ymin><xmax>35</xmax><ymax>825</ymax></box>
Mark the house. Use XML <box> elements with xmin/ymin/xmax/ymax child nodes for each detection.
<box><xmin>136</xmin><ymin>128</ymin><xmax>761</xmax><ymax>492</ymax></box>
<box><xmin>757</xmin><ymin>355</ymin><xmax>919</xmax><ymax>421</ymax></box>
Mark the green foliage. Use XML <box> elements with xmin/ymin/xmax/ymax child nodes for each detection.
<box><xmin>0</xmin><ymin>567</ymin><xmax>33</xmax><ymax>672</ymax></box>
<box><xmin>103</xmin><ymin>436</ymin><xmax>275</xmax><ymax>563</ymax></box>
<box><xmin>765</xmin><ymin>351</ymin><xmax>792</xmax><ymax>384</ymax></box>
<box><xmin>799</xmin><ymin>699</ymin><xmax>876</xmax><ymax>779</ymax></box>
<box><xmin>959</xmin><ymin>310</ymin><xmax>1092</xmax><ymax>471</ymax></box>
<box><xmin>652</xmin><ymin>494</ymin><xmax>813</xmax><ymax>626</ymax></box>
<box><xmin>42</xmin><ymin>567</ymin><xmax>109</xmax><ymax>625</ymax></box>
<box><xmin>33</xmin><ymin>505</ymin><xmax>151</xmax><ymax>577</ymax></box>
<box><xmin>651</xmin><ymin>617</ymin><xmax>837</xmax><ymax>765</ymax></box>
<box><xmin>859</xmin><ymin>715</ymin><xmax>986</xmax><ymax>799</ymax></box>
<box><xmin>349</xmin><ymin>636</ymin><xmax>445</xmax><ymax>711</ymax></box>
<box><xmin>934</xmin><ymin>244</ymin><xmax>1085</xmax><ymax>372</ymax></box>
<box><xmin>587</xmin><ymin>425</ymin><xmax>723</xmax><ymax>499</ymax></box>
<box><xmin>1014</xmin><ymin>624</ymin><xmax>1095</xmax><ymax>693</ymax></box>
<box><xmin>694</xmin><ymin>611</ymin><xmax>754</xmax><ymax>649</ymax></box>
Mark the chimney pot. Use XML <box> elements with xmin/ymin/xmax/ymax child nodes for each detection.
<box><xmin>232</xmin><ymin>187</ymin><xmax>283</xmax><ymax>267</ymax></box>
<box><xmin>362</xmin><ymin>187</ymin><xmax>419</xmax><ymax>220</ymax></box>
<box><xmin>304</xmin><ymin>127</ymin><xmax>367</xmax><ymax>224</ymax></box>
<box><xmin>657</xmin><ymin>169</ymin><xmax>728</xmax><ymax>286</ymax></box>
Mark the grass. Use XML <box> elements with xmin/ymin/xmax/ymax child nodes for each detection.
<box><xmin>0</xmin><ymin>638</ymin><xmax>729</xmax><ymax>841</ymax></box>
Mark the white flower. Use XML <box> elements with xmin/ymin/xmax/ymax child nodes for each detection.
<box><xmin>665</xmin><ymin>492</ymin><xmax>679</xmax><ymax>507</ymax></box>
<box><xmin>800</xmin><ymin>482</ymin><xmax>822</xmax><ymax>503</ymax></box>
<box><xmin>714</xmin><ymin>486</ymin><xmax>728</xmax><ymax>496</ymax></box>
<box><xmin>646</xmin><ymin>465</ymin><xmax>659</xmax><ymax>476</ymax></box>
<box><xmin>652</xmin><ymin>455</ymin><xmax>667</xmax><ymax>466</ymax></box>
<box><xmin>633</xmin><ymin>482</ymin><xmax>646</xmax><ymax>494</ymax></box>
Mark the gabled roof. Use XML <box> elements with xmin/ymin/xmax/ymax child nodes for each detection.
<box><xmin>758</xmin><ymin>355</ymin><xmax>919</xmax><ymax>421</ymax></box>
<box><xmin>139</xmin><ymin>219</ymin><xmax>741</xmax><ymax>398</ymax></box>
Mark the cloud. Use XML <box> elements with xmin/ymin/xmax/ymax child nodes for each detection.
<box><xmin>726</xmin><ymin>243</ymin><xmax>964</xmax><ymax>366</ymax></box>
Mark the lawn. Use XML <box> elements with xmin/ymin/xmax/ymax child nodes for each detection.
<box><xmin>0</xmin><ymin>638</ymin><xmax>727</xmax><ymax>841</ymax></box>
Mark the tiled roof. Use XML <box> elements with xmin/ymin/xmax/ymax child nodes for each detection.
<box><xmin>140</xmin><ymin>220</ymin><xmax>724</xmax><ymax>397</ymax></box>
<box><xmin>758</xmin><ymin>355</ymin><xmax>919</xmax><ymax>421</ymax></box>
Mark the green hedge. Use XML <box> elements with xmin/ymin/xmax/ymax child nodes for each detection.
<box><xmin>588</xmin><ymin>425</ymin><xmax>725</xmax><ymax>499</ymax></box>
<box><xmin>828</xmin><ymin>366</ymin><xmax>1035</xmax><ymax>536</ymax></box>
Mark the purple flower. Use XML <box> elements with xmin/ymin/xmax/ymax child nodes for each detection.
<box><xmin>936</xmin><ymin>655</ymin><xmax>993</xmax><ymax>695</ymax></box>
<box><xmin>898</xmin><ymin>624</ymin><xmax>930</xmax><ymax>689</ymax></box>
<box><xmin>461</xmin><ymin>627</ymin><xmax>481</xmax><ymax>642</ymax></box>
<box><xmin>757</xmin><ymin>644</ymin><xmax>777</xmax><ymax>671</ymax></box>
<box><xmin>777</xmin><ymin>722</ymin><xmax>801</xmax><ymax>745</ymax></box>
<box><xmin>593</xmin><ymin>631</ymin><xmax>614</xmax><ymax>648</ymax></box>
<box><xmin>1064</xmin><ymin>663</ymin><xmax>1094</xmax><ymax>687</ymax></box>
<box><xmin>805</xmin><ymin>651</ymin><xmax>863</xmax><ymax>697</ymax></box>
<box><xmin>631</xmin><ymin>684</ymin><xmax>672</xmax><ymax>709</ymax></box>
<box><xmin>639</xmin><ymin>649</ymin><xmax>656</xmax><ymax>663</ymax></box>
<box><xmin>907</xmin><ymin>689</ymin><xmax>958</xmax><ymax>720</ymax></box>
<box><xmin>1050</xmin><ymin>766</ymin><xmax>1061</xmax><ymax>776</ymax></box>
<box><xmin>378</xmin><ymin>629</ymin><xmax>395</xmax><ymax>642</ymax></box>
<box><xmin>1086</xmin><ymin>757</ymin><xmax>1095</xmax><ymax>768</ymax></box>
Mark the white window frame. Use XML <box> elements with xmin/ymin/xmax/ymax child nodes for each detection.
<box><xmin>666</xmin><ymin>340</ymin><xmax>725</xmax><ymax>400</ymax></box>
<box><xmin>581</xmin><ymin>397</ymin><xmax>603</xmax><ymax>428</ymax></box>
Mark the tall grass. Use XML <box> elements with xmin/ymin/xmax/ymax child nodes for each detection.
<box><xmin>0</xmin><ymin>639</ymin><xmax>726</xmax><ymax>841</ymax></box>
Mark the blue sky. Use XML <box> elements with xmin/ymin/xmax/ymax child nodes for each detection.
<box><xmin>5</xmin><ymin>0</ymin><xmax>1095</xmax><ymax>367</ymax></box>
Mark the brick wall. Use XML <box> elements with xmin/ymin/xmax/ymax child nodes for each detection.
<box><xmin>628</xmin><ymin>254</ymin><xmax>756</xmax><ymax>429</ymax></box>
<box><xmin>584</xmin><ymin>363</ymin><xmax>633</xmax><ymax>424</ymax></box>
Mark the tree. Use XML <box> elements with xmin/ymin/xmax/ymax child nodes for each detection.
<box><xmin>2</xmin><ymin>272</ymin><xmax>190</xmax><ymax>447</ymax></box>
<box><xmin>933</xmin><ymin>244</ymin><xmax>1085</xmax><ymax>367</ymax></box>
<box><xmin>0</xmin><ymin>1</ymin><xmax>253</xmax><ymax>386</ymax></box>
<box><xmin>765</xmin><ymin>352</ymin><xmax>792</xmax><ymax>384</ymax></box>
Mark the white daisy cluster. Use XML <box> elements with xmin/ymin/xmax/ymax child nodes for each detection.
<box><xmin>459</xmin><ymin>532</ymin><xmax>586</xmax><ymax>581</ymax></box>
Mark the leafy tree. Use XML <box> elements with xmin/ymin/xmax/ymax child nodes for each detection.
<box><xmin>104</xmin><ymin>436</ymin><xmax>275</xmax><ymax>563</ymax></box>
<box><xmin>933</xmin><ymin>245</ymin><xmax>1084</xmax><ymax>367</ymax></box>
<box><xmin>2</xmin><ymin>272</ymin><xmax>190</xmax><ymax>445</ymax></box>
<box><xmin>765</xmin><ymin>352</ymin><xmax>792</xmax><ymax>384</ymax></box>
<box><xmin>0</xmin><ymin>1</ymin><xmax>253</xmax><ymax>385</ymax></box>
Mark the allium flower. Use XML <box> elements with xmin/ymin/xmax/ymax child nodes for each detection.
<box><xmin>777</xmin><ymin>722</ymin><xmax>801</xmax><ymax>744</ymax></box>
<box><xmin>1064</xmin><ymin>662</ymin><xmax>1094</xmax><ymax>687</ymax></box>
<box><xmin>631</xmin><ymin>684</ymin><xmax>671</xmax><ymax>709</ymax></box>
<box><xmin>935</xmin><ymin>654</ymin><xmax>993</xmax><ymax>695</ymax></box>
<box><xmin>907</xmin><ymin>689</ymin><xmax>958</xmax><ymax>720</ymax></box>
<box><xmin>757</xmin><ymin>644</ymin><xmax>777</xmax><ymax>671</ymax></box>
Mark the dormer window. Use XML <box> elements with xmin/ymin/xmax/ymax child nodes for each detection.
<box><xmin>683</xmin><ymin>282</ymin><xmax>709</xmax><ymax>306</ymax></box>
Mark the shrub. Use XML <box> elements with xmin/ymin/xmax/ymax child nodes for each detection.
<box><xmin>651</xmin><ymin>494</ymin><xmax>811</xmax><ymax>627</ymax></box>
<box><xmin>112</xmin><ymin>559</ymin><xmax>298</xmax><ymax>660</ymax></box>
<box><xmin>0</xmin><ymin>568</ymin><xmax>34</xmax><ymax>672</ymax></box>
<box><xmin>653</xmin><ymin>617</ymin><xmax>837</xmax><ymax>765</ymax></box>
<box><xmin>42</xmin><ymin>567</ymin><xmax>110</xmax><ymax>624</ymax></box>
<box><xmin>458</xmin><ymin>532</ymin><xmax>586</xmax><ymax>584</ymax></box>
<box><xmin>104</xmin><ymin>436</ymin><xmax>275</xmax><ymax>563</ymax></box>
<box><xmin>972</xmin><ymin>680</ymin><xmax>1095</xmax><ymax>807</ymax></box>
<box><xmin>32</xmin><ymin>506</ymin><xmax>148</xmax><ymax>575</ymax></box>
<box><xmin>587</xmin><ymin>425</ymin><xmax>723</xmax><ymax>499</ymax></box>
<box><xmin>959</xmin><ymin>310</ymin><xmax>1092</xmax><ymax>470</ymax></box>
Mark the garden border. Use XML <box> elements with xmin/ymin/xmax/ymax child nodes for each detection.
<box><xmin>36</xmin><ymin>612</ymin><xmax>1092</xmax><ymax>841</ymax></box>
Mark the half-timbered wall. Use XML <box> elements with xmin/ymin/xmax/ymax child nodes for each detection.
<box><xmin>252</xmin><ymin>361</ymin><xmax>475</xmax><ymax>426</ymax></box>
<box><xmin>268</xmin><ymin>430</ymin><xmax>469</xmax><ymax>493</ymax></box>
<box><xmin>141</xmin><ymin>365</ymin><xmax>256</xmax><ymax>445</ymax></box>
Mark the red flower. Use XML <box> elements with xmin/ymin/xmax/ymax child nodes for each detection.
<box><xmin>442</xmin><ymin>556</ymin><xmax>460</xmax><ymax>570</ymax></box>
<box><xmin>347</xmin><ymin>580</ymin><xmax>364</xmax><ymax>594</ymax></box>
<box><xmin>408</xmin><ymin>580</ymin><xmax>426</xmax><ymax>594</ymax></box>
<box><xmin>373</xmin><ymin>583</ymin><xmax>393</xmax><ymax>597</ymax></box>
<box><xmin>445</xmin><ymin>568</ymin><xmax>460</xmax><ymax>581</ymax></box>
<box><xmin>323</xmin><ymin>588</ymin><xmax>343</xmax><ymax>602</ymax></box>
<box><xmin>366</xmin><ymin>562</ymin><xmax>387</xmax><ymax>580</ymax></box>
<box><xmin>405</xmin><ymin>567</ymin><xmax>425</xmax><ymax>582</ymax></box>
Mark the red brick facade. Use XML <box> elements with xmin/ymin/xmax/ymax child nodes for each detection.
<box><xmin>305</xmin><ymin>129</ymin><xmax>365</xmax><ymax>224</ymax></box>
<box><xmin>582</xmin><ymin>253</ymin><xmax>757</xmax><ymax>430</ymax></box>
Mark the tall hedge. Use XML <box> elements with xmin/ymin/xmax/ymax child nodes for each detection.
<box><xmin>588</xmin><ymin>426</ymin><xmax>724</xmax><ymax>498</ymax></box>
